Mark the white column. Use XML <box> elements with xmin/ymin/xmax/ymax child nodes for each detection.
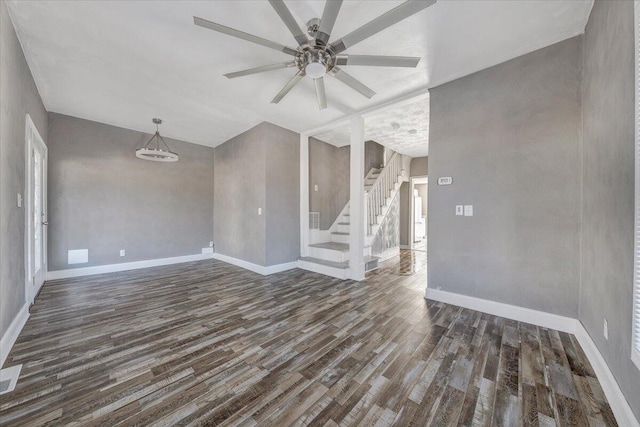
<box><xmin>349</xmin><ymin>116</ymin><xmax>365</xmax><ymax>281</ymax></box>
<box><xmin>300</xmin><ymin>133</ymin><xmax>310</xmax><ymax>257</ymax></box>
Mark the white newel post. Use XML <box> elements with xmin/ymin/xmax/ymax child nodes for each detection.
<box><xmin>300</xmin><ymin>133</ymin><xmax>309</xmax><ymax>257</ymax></box>
<box><xmin>349</xmin><ymin>116</ymin><xmax>365</xmax><ymax>281</ymax></box>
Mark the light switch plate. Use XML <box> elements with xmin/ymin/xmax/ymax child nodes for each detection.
<box><xmin>314</xmin><ymin>184</ymin><xmax>318</xmax><ymax>192</ymax></box>
<box><xmin>455</xmin><ymin>205</ymin><xmax>464</xmax><ymax>216</ymax></box>
<box><xmin>120</xmin><ymin>249</ymin><xmax>125</xmax><ymax>257</ymax></box>
<box><xmin>603</xmin><ymin>318</ymin><xmax>608</xmax><ymax>340</ymax></box>
<box><xmin>258</xmin><ymin>207</ymin><xmax>262</xmax><ymax>215</ymax></box>
<box><xmin>209</xmin><ymin>241</ymin><xmax>214</xmax><ymax>247</ymax></box>
<box><xmin>464</xmin><ymin>205</ymin><xmax>473</xmax><ymax>216</ymax></box>
<box><xmin>17</xmin><ymin>193</ymin><xmax>22</xmax><ymax>208</ymax></box>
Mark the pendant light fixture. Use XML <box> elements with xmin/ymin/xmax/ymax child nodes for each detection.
<box><xmin>135</xmin><ymin>118</ymin><xmax>179</xmax><ymax>162</ymax></box>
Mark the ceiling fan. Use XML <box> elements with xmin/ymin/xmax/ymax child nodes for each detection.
<box><xmin>193</xmin><ymin>0</ymin><xmax>436</xmax><ymax>110</ymax></box>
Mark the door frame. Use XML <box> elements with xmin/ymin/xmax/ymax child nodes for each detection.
<box><xmin>24</xmin><ymin>113</ymin><xmax>48</xmax><ymax>305</ymax></box>
<box><xmin>409</xmin><ymin>175</ymin><xmax>428</xmax><ymax>250</ymax></box>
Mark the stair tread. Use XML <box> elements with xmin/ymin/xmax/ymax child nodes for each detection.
<box><xmin>364</xmin><ymin>255</ymin><xmax>379</xmax><ymax>262</ymax></box>
<box><xmin>332</xmin><ymin>232</ymin><xmax>349</xmax><ymax>235</ymax></box>
<box><xmin>337</xmin><ymin>222</ymin><xmax>350</xmax><ymax>225</ymax></box>
<box><xmin>299</xmin><ymin>257</ymin><xmax>349</xmax><ymax>269</ymax></box>
<box><xmin>309</xmin><ymin>242</ymin><xmax>349</xmax><ymax>252</ymax></box>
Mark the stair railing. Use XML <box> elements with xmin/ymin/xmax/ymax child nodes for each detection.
<box><xmin>364</xmin><ymin>153</ymin><xmax>402</xmax><ymax>235</ymax></box>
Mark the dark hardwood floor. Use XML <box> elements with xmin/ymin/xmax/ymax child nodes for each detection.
<box><xmin>0</xmin><ymin>250</ymin><xmax>616</xmax><ymax>426</ymax></box>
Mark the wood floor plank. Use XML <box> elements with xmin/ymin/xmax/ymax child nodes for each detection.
<box><xmin>0</xmin><ymin>250</ymin><xmax>617</xmax><ymax>426</ymax></box>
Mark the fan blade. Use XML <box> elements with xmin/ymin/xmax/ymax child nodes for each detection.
<box><xmin>225</xmin><ymin>62</ymin><xmax>296</xmax><ymax>79</ymax></box>
<box><xmin>194</xmin><ymin>16</ymin><xmax>298</xmax><ymax>56</ymax></box>
<box><xmin>316</xmin><ymin>0</ymin><xmax>343</xmax><ymax>46</ymax></box>
<box><xmin>330</xmin><ymin>0</ymin><xmax>436</xmax><ymax>54</ymax></box>
<box><xmin>271</xmin><ymin>70</ymin><xmax>305</xmax><ymax>104</ymax></box>
<box><xmin>329</xmin><ymin>67</ymin><xmax>375</xmax><ymax>99</ymax></box>
<box><xmin>335</xmin><ymin>54</ymin><xmax>420</xmax><ymax>67</ymax></box>
<box><xmin>314</xmin><ymin>77</ymin><xmax>327</xmax><ymax>110</ymax></box>
<box><xmin>268</xmin><ymin>0</ymin><xmax>309</xmax><ymax>46</ymax></box>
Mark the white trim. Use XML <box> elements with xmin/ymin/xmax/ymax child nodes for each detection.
<box><xmin>633</xmin><ymin>0</ymin><xmax>640</xmax><ymax>372</ymax></box>
<box><xmin>574</xmin><ymin>328</ymin><xmax>640</xmax><ymax>427</ymax></box>
<box><xmin>0</xmin><ymin>364</ymin><xmax>22</xmax><ymax>395</ymax></box>
<box><xmin>24</xmin><ymin>114</ymin><xmax>48</xmax><ymax>306</ymax></box>
<box><xmin>297</xmin><ymin>259</ymin><xmax>349</xmax><ymax>280</ymax></box>
<box><xmin>211</xmin><ymin>253</ymin><xmax>298</xmax><ymax>276</ymax></box>
<box><xmin>425</xmin><ymin>289</ymin><xmax>640</xmax><ymax>427</ymax></box>
<box><xmin>425</xmin><ymin>288</ymin><xmax>577</xmax><ymax>333</ymax></box>
<box><xmin>0</xmin><ymin>304</ymin><xmax>29</xmax><ymax>368</ymax></box>
<box><xmin>309</xmin><ymin>230</ymin><xmax>331</xmax><ymax>245</ymax></box>
<box><xmin>46</xmin><ymin>253</ymin><xmax>214</xmax><ymax>280</ymax></box>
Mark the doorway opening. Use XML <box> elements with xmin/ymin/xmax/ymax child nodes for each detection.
<box><xmin>25</xmin><ymin>114</ymin><xmax>47</xmax><ymax>306</ymax></box>
<box><xmin>410</xmin><ymin>176</ymin><xmax>428</xmax><ymax>251</ymax></box>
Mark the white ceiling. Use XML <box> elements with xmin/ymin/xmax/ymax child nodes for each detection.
<box><xmin>315</xmin><ymin>93</ymin><xmax>430</xmax><ymax>157</ymax></box>
<box><xmin>7</xmin><ymin>0</ymin><xmax>593</xmax><ymax>148</ymax></box>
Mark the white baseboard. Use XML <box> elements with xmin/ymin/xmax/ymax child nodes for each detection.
<box><xmin>1</xmin><ymin>304</ymin><xmax>29</xmax><ymax>368</ymax></box>
<box><xmin>212</xmin><ymin>253</ymin><xmax>298</xmax><ymax>276</ymax></box>
<box><xmin>47</xmin><ymin>253</ymin><xmax>214</xmax><ymax>280</ymax></box>
<box><xmin>573</xmin><ymin>326</ymin><xmax>640</xmax><ymax>427</ymax></box>
<box><xmin>425</xmin><ymin>288</ymin><xmax>639</xmax><ymax>427</ymax></box>
<box><xmin>425</xmin><ymin>288</ymin><xmax>578</xmax><ymax>333</ymax></box>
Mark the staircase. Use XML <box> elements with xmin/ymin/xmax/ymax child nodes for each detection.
<box><xmin>299</xmin><ymin>153</ymin><xmax>405</xmax><ymax>279</ymax></box>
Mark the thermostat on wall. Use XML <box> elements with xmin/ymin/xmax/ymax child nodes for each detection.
<box><xmin>437</xmin><ymin>177</ymin><xmax>453</xmax><ymax>186</ymax></box>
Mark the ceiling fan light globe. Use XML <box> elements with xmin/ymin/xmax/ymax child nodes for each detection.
<box><xmin>305</xmin><ymin>62</ymin><xmax>326</xmax><ymax>79</ymax></box>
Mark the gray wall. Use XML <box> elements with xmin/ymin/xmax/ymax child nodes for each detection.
<box><xmin>309</xmin><ymin>138</ymin><xmax>349</xmax><ymax>230</ymax></box>
<box><xmin>47</xmin><ymin>113</ymin><xmax>214</xmax><ymax>271</ymax></box>
<box><xmin>399</xmin><ymin>182</ymin><xmax>410</xmax><ymax>246</ymax></box>
<box><xmin>265</xmin><ymin>125</ymin><xmax>300</xmax><ymax>266</ymax></box>
<box><xmin>580</xmin><ymin>0</ymin><xmax>640</xmax><ymax>418</ymax></box>
<box><xmin>0</xmin><ymin>2</ymin><xmax>48</xmax><ymax>341</ymax></box>
<box><xmin>215</xmin><ymin>122</ymin><xmax>300</xmax><ymax>266</ymax></box>
<box><xmin>214</xmin><ymin>123</ymin><xmax>267</xmax><ymax>265</ymax></box>
<box><xmin>410</xmin><ymin>157</ymin><xmax>428</xmax><ymax>177</ymax></box>
<box><xmin>365</xmin><ymin>140</ymin><xmax>384</xmax><ymax>176</ymax></box>
<box><xmin>428</xmin><ymin>36</ymin><xmax>583</xmax><ymax>317</ymax></box>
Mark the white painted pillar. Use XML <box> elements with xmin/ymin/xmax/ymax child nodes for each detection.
<box><xmin>349</xmin><ymin>116</ymin><xmax>365</xmax><ymax>281</ymax></box>
<box><xmin>300</xmin><ymin>133</ymin><xmax>310</xmax><ymax>257</ymax></box>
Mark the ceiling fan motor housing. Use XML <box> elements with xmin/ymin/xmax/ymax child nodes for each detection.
<box><xmin>297</xmin><ymin>46</ymin><xmax>335</xmax><ymax>78</ymax></box>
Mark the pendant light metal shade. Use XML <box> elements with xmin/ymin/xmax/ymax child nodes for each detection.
<box><xmin>135</xmin><ymin>118</ymin><xmax>179</xmax><ymax>162</ymax></box>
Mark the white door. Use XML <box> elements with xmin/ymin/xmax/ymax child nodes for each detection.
<box><xmin>26</xmin><ymin>115</ymin><xmax>47</xmax><ymax>305</ymax></box>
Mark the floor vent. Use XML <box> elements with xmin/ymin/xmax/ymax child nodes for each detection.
<box><xmin>365</xmin><ymin>258</ymin><xmax>379</xmax><ymax>272</ymax></box>
<box><xmin>0</xmin><ymin>365</ymin><xmax>22</xmax><ymax>395</ymax></box>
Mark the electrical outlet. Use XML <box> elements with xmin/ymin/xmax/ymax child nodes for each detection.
<box><xmin>209</xmin><ymin>241</ymin><xmax>214</xmax><ymax>247</ymax></box>
<box><xmin>120</xmin><ymin>249</ymin><xmax>125</xmax><ymax>257</ymax></box>
<box><xmin>603</xmin><ymin>318</ymin><xmax>608</xmax><ymax>340</ymax></box>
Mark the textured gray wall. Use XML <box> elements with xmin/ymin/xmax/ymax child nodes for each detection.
<box><xmin>399</xmin><ymin>182</ymin><xmax>410</xmax><ymax>246</ymax></box>
<box><xmin>215</xmin><ymin>122</ymin><xmax>300</xmax><ymax>266</ymax></box>
<box><xmin>0</xmin><ymin>2</ymin><xmax>48</xmax><ymax>340</ymax></box>
<box><xmin>309</xmin><ymin>138</ymin><xmax>349</xmax><ymax>230</ymax></box>
<box><xmin>580</xmin><ymin>0</ymin><xmax>640</xmax><ymax>417</ymax></box>
<box><xmin>364</xmin><ymin>140</ymin><xmax>384</xmax><ymax>176</ymax></box>
<box><xmin>265</xmin><ymin>125</ymin><xmax>300</xmax><ymax>266</ymax></box>
<box><xmin>410</xmin><ymin>157</ymin><xmax>428</xmax><ymax>177</ymax></box>
<box><xmin>428</xmin><ymin>37</ymin><xmax>583</xmax><ymax>317</ymax></box>
<box><xmin>371</xmin><ymin>192</ymin><xmax>400</xmax><ymax>256</ymax></box>
<box><xmin>47</xmin><ymin>114</ymin><xmax>214</xmax><ymax>271</ymax></box>
<box><xmin>214</xmin><ymin>124</ymin><xmax>266</xmax><ymax>265</ymax></box>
